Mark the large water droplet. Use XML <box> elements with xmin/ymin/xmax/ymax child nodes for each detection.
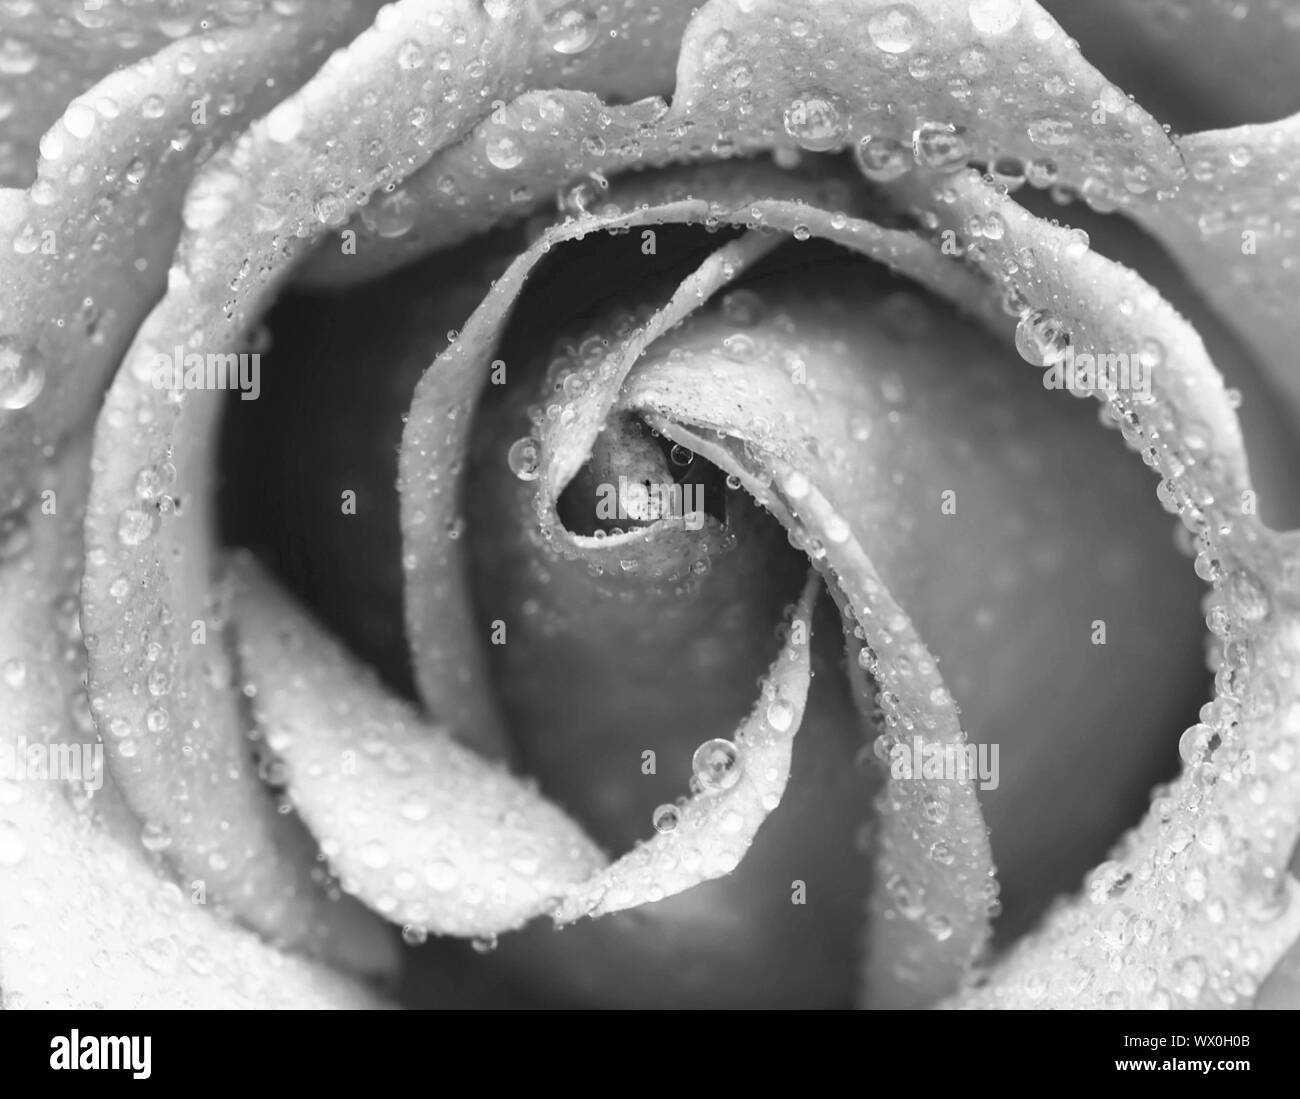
<box><xmin>313</xmin><ymin>190</ymin><xmax>348</xmax><ymax>226</ymax></box>
<box><xmin>968</xmin><ymin>0</ymin><xmax>1021</xmax><ymax>35</ymax></box>
<box><xmin>507</xmin><ymin>436</ymin><xmax>541</xmax><ymax>481</ymax></box>
<box><xmin>361</xmin><ymin>187</ymin><xmax>418</xmax><ymax>239</ymax></box>
<box><xmin>1014</xmin><ymin>308</ymin><xmax>1071</xmax><ymax>367</ymax></box>
<box><xmin>63</xmin><ymin>101</ymin><xmax>97</xmax><ymax>139</ymax></box>
<box><xmin>544</xmin><ymin>4</ymin><xmax>596</xmax><ymax>54</ymax></box>
<box><xmin>855</xmin><ymin>135</ymin><xmax>910</xmax><ymax>182</ymax></box>
<box><xmin>782</xmin><ymin>96</ymin><xmax>844</xmax><ymax>152</ymax></box>
<box><xmin>485</xmin><ymin>133</ymin><xmax>523</xmax><ymax>170</ymax></box>
<box><xmin>766</xmin><ymin>697</ymin><xmax>795</xmax><ymax>732</ymax></box>
<box><xmin>912</xmin><ymin>122</ymin><xmax>971</xmax><ymax>172</ymax></box>
<box><xmin>652</xmin><ymin>803</ymin><xmax>680</xmax><ymax>833</ymax></box>
<box><xmin>867</xmin><ymin>5</ymin><xmax>920</xmax><ymax>53</ymax></box>
<box><xmin>117</xmin><ymin>506</ymin><xmax>160</xmax><ymax>546</ymax></box>
<box><xmin>692</xmin><ymin>737</ymin><xmax>741</xmax><ymax>791</ymax></box>
<box><xmin>0</xmin><ymin>340</ymin><xmax>46</xmax><ymax>410</ymax></box>
<box><xmin>265</xmin><ymin>99</ymin><xmax>305</xmax><ymax>143</ymax></box>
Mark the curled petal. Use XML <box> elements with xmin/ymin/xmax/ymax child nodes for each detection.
<box><xmin>0</xmin><ymin>3</ymin><xmax>374</xmax><ymax>506</ymax></box>
<box><xmin>0</xmin><ymin>444</ymin><xmax>384</xmax><ymax>1008</ymax></box>
<box><xmin>553</xmin><ymin>572</ymin><xmax>821</xmax><ymax>922</ymax></box>
<box><xmin>229</xmin><ymin>559</ymin><xmax>606</xmax><ymax>938</ymax></box>
<box><xmin>1129</xmin><ymin>114</ymin><xmax>1300</xmax><ymax>423</ymax></box>
<box><xmin>304</xmin><ymin>0</ymin><xmax>1182</xmax><ymax>286</ymax></box>
<box><xmin>76</xmin><ymin>0</ymin><xmax>538</xmax><ymax>967</ymax></box>
<box><xmin>891</xmin><ymin>171</ymin><xmax>1300</xmax><ymax>1008</ymax></box>
<box><xmin>1043</xmin><ymin>0</ymin><xmax>1300</xmax><ymax>128</ymax></box>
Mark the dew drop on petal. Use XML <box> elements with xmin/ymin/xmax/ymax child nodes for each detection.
<box><xmin>1014</xmin><ymin>308</ymin><xmax>1071</xmax><ymax>367</ymax></box>
<box><xmin>507</xmin><ymin>436</ymin><xmax>541</xmax><ymax>481</ymax></box>
<box><xmin>544</xmin><ymin>4</ymin><xmax>596</xmax><ymax>54</ymax></box>
<box><xmin>0</xmin><ymin>340</ymin><xmax>46</xmax><ymax>410</ymax></box>
<box><xmin>766</xmin><ymin>697</ymin><xmax>795</xmax><ymax>732</ymax></box>
<box><xmin>855</xmin><ymin>136</ymin><xmax>910</xmax><ymax>182</ymax></box>
<box><xmin>783</xmin><ymin>96</ymin><xmax>844</xmax><ymax>152</ymax></box>
<box><xmin>313</xmin><ymin>190</ymin><xmax>348</xmax><ymax>226</ymax></box>
<box><xmin>968</xmin><ymin>0</ymin><xmax>1021</xmax><ymax>36</ymax></box>
<box><xmin>912</xmin><ymin>121</ymin><xmax>971</xmax><ymax>172</ymax></box>
<box><xmin>117</xmin><ymin>506</ymin><xmax>159</xmax><ymax>546</ymax></box>
<box><xmin>62</xmin><ymin>101</ymin><xmax>97</xmax><ymax>139</ymax></box>
<box><xmin>692</xmin><ymin>737</ymin><xmax>741</xmax><ymax>791</ymax></box>
<box><xmin>867</xmin><ymin>4</ymin><xmax>920</xmax><ymax>53</ymax></box>
<box><xmin>265</xmin><ymin>99</ymin><xmax>305</xmax><ymax>143</ymax></box>
<box><xmin>652</xmin><ymin>803</ymin><xmax>680</xmax><ymax>833</ymax></box>
<box><xmin>485</xmin><ymin>133</ymin><xmax>523</xmax><ymax>170</ymax></box>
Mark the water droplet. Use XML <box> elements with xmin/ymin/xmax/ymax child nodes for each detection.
<box><xmin>485</xmin><ymin>133</ymin><xmax>523</xmax><ymax>170</ymax></box>
<box><xmin>1025</xmin><ymin>157</ymin><xmax>1058</xmax><ymax>187</ymax></box>
<box><xmin>990</xmin><ymin>154</ymin><xmax>1026</xmax><ymax>189</ymax></box>
<box><xmin>141</xmin><ymin>821</ymin><xmax>173</xmax><ymax>853</ymax></box>
<box><xmin>968</xmin><ymin>0</ymin><xmax>1021</xmax><ymax>35</ymax></box>
<box><xmin>692</xmin><ymin>737</ymin><xmax>741</xmax><ymax>791</ymax></box>
<box><xmin>782</xmin><ymin>96</ymin><xmax>844</xmax><ymax>153</ymax></box>
<box><xmin>766</xmin><ymin>697</ymin><xmax>795</xmax><ymax>732</ymax></box>
<box><xmin>867</xmin><ymin>4</ymin><xmax>920</xmax><ymax>53</ymax></box>
<box><xmin>652</xmin><ymin>803</ymin><xmax>680</xmax><ymax>833</ymax></box>
<box><xmin>265</xmin><ymin>99</ymin><xmax>304</xmax><ymax>143</ymax></box>
<box><xmin>912</xmin><ymin>121</ymin><xmax>970</xmax><ymax>172</ymax></box>
<box><xmin>507</xmin><ymin>436</ymin><xmax>541</xmax><ymax>481</ymax></box>
<box><xmin>855</xmin><ymin>136</ymin><xmax>911</xmax><ymax>182</ymax></box>
<box><xmin>1</xmin><ymin>658</ymin><xmax>25</xmax><ymax>689</ymax></box>
<box><xmin>669</xmin><ymin>443</ymin><xmax>694</xmax><ymax>467</ymax></box>
<box><xmin>0</xmin><ymin>340</ymin><xmax>46</xmax><ymax>410</ymax></box>
<box><xmin>823</xmin><ymin>514</ymin><xmax>850</xmax><ymax>543</ymax></box>
<box><xmin>313</xmin><ymin>190</ymin><xmax>347</xmax><ymax>226</ymax></box>
<box><xmin>397</xmin><ymin>39</ymin><xmax>425</xmax><ymax>70</ymax></box>
<box><xmin>63</xmin><ymin>101</ymin><xmax>97</xmax><ymax>139</ymax></box>
<box><xmin>117</xmin><ymin>506</ymin><xmax>159</xmax><ymax>546</ymax></box>
<box><xmin>544</xmin><ymin>4</ymin><xmax>596</xmax><ymax>54</ymax></box>
<box><xmin>1014</xmin><ymin>308</ymin><xmax>1071</xmax><ymax>366</ymax></box>
<box><xmin>471</xmin><ymin>933</ymin><xmax>499</xmax><ymax>953</ymax></box>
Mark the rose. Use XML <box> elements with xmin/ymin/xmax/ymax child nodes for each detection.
<box><xmin>2</xmin><ymin>0</ymin><xmax>1299</xmax><ymax>1009</ymax></box>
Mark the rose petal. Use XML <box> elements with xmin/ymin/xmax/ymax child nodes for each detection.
<box><xmin>77</xmin><ymin>0</ymin><xmax>602</xmax><ymax>973</ymax></box>
<box><xmin>0</xmin><ymin>1</ymin><xmax>384</xmax><ymax>187</ymax></box>
<box><xmin>1043</xmin><ymin>0</ymin><xmax>1300</xmax><ymax>129</ymax></box>
<box><xmin>553</xmin><ymin>572</ymin><xmax>821</xmax><ymax>922</ymax></box>
<box><xmin>227</xmin><ymin>556</ymin><xmax>606</xmax><ymax>937</ymax></box>
<box><xmin>301</xmin><ymin>0</ymin><xmax>1181</xmax><ymax>287</ymax></box>
<box><xmin>0</xmin><ymin>442</ymin><xmax>384</xmax><ymax>1008</ymax></box>
<box><xmin>1256</xmin><ymin>928</ymin><xmax>1300</xmax><ymax>1009</ymax></box>
<box><xmin>887</xmin><ymin>170</ymin><xmax>1300</xmax><ymax>1007</ymax></box>
<box><xmin>1128</xmin><ymin>115</ymin><xmax>1300</xmax><ymax>425</ymax></box>
<box><xmin>0</xmin><ymin>3</ymin><xmax>375</xmax><ymax>512</ymax></box>
<box><xmin>616</xmin><ymin>345</ymin><xmax>999</xmax><ymax>1007</ymax></box>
